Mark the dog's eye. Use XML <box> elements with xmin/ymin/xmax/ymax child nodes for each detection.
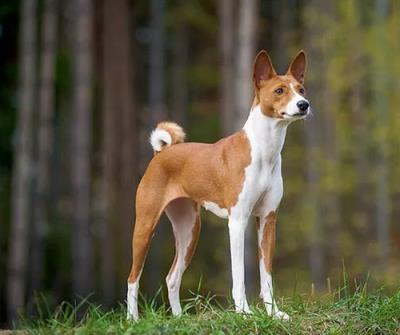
<box><xmin>299</xmin><ymin>88</ymin><xmax>305</xmax><ymax>95</ymax></box>
<box><xmin>275</xmin><ymin>88</ymin><xmax>284</xmax><ymax>95</ymax></box>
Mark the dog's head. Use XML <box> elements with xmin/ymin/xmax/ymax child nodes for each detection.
<box><xmin>253</xmin><ymin>50</ymin><xmax>310</xmax><ymax>120</ymax></box>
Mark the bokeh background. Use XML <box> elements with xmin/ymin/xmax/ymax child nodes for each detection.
<box><xmin>1</xmin><ymin>0</ymin><xmax>400</xmax><ymax>325</ymax></box>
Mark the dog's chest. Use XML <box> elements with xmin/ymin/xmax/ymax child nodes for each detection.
<box><xmin>233</xmin><ymin>126</ymin><xmax>285</xmax><ymax>217</ymax></box>
<box><xmin>201</xmin><ymin>159</ymin><xmax>278</xmax><ymax>219</ymax></box>
<box><xmin>201</xmin><ymin>114</ymin><xmax>286</xmax><ymax>219</ymax></box>
<box><xmin>241</xmin><ymin>153</ymin><xmax>279</xmax><ymax>204</ymax></box>
<box><xmin>248</xmin><ymin>158</ymin><xmax>274</xmax><ymax>190</ymax></box>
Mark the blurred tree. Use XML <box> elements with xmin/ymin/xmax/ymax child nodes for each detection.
<box><xmin>236</xmin><ymin>0</ymin><xmax>258</xmax><ymax>297</ymax></box>
<box><xmin>235</xmin><ymin>0</ymin><xmax>257</xmax><ymax>130</ymax></box>
<box><xmin>271</xmin><ymin>0</ymin><xmax>294</xmax><ymax>71</ymax></box>
<box><xmin>149</xmin><ymin>0</ymin><xmax>167</xmax><ymax>124</ymax></box>
<box><xmin>302</xmin><ymin>0</ymin><xmax>325</xmax><ymax>291</ymax></box>
<box><xmin>218</xmin><ymin>0</ymin><xmax>234</xmax><ymax>135</ymax></box>
<box><xmin>100</xmin><ymin>0</ymin><xmax>137</xmax><ymax>305</ymax></box>
<box><xmin>0</xmin><ymin>1</ymin><xmax>19</xmax><ymax>320</ymax></box>
<box><xmin>31</xmin><ymin>0</ymin><xmax>58</xmax><ymax>295</ymax></box>
<box><xmin>145</xmin><ymin>0</ymin><xmax>169</xmax><ymax>294</ymax></box>
<box><xmin>344</xmin><ymin>0</ymin><xmax>371</xmax><ymax>270</ymax></box>
<box><xmin>316</xmin><ymin>3</ymin><xmax>341</xmax><ymax>286</ymax></box>
<box><xmin>372</xmin><ymin>0</ymin><xmax>390</xmax><ymax>266</ymax></box>
<box><xmin>7</xmin><ymin>0</ymin><xmax>37</xmax><ymax>321</ymax></box>
<box><xmin>70</xmin><ymin>0</ymin><xmax>93</xmax><ymax>297</ymax></box>
<box><xmin>356</xmin><ymin>12</ymin><xmax>370</xmax><ymax>251</ymax></box>
<box><xmin>171</xmin><ymin>1</ymin><xmax>188</xmax><ymax>126</ymax></box>
<box><xmin>117</xmin><ymin>2</ymin><xmax>138</xmax><ymax>302</ymax></box>
<box><xmin>100</xmin><ymin>0</ymin><xmax>120</xmax><ymax>307</ymax></box>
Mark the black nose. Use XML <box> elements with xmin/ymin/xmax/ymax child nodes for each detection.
<box><xmin>297</xmin><ymin>100</ymin><xmax>309</xmax><ymax>112</ymax></box>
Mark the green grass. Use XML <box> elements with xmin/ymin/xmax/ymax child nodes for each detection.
<box><xmin>19</xmin><ymin>287</ymin><xmax>400</xmax><ymax>334</ymax></box>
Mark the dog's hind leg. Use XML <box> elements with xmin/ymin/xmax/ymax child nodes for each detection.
<box><xmin>165</xmin><ymin>198</ymin><xmax>201</xmax><ymax>316</ymax></box>
<box><xmin>127</xmin><ymin>212</ymin><xmax>161</xmax><ymax>320</ymax></box>
<box><xmin>127</xmin><ymin>178</ymin><xmax>173</xmax><ymax>320</ymax></box>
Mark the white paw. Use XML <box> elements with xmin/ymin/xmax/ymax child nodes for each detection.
<box><xmin>272</xmin><ymin>310</ymin><xmax>290</xmax><ymax>321</ymax></box>
<box><xmin>240</xmin><ymin>308</ymin><xmax>252</xmax><ymax>315</ymax></box>
<box><xmin>126</xmin><ymin>311</ymin><xmax>138</xmax><ymax>321</ymax></box>
<box><xmin>265</xmin><ymin>302</ymin><xmax>290</xmax><ymax>321</ymax></box>
<box><xmin>235</xmin><ymin>302</ymin><xmax>252</xmax><ymax>314</ymax></box>
<box><xmin>243</xmin><ymin>304</ymin><xmax>252</xmax><ymax>315</ymax></box>
<box><xmin>236</xmin><ymin>301</ymin><xmax>251</xmax><ymax>314</ymax></box>
<box><xmin>171</xmin><ymin>306</ymin><xmax>183</xmax><ymax>316</ymax></box>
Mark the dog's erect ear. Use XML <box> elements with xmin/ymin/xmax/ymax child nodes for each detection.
<box><xmin>253</xmin><ymin>50</ymin><xmax>276</xmax><ymax>89</ymax></box>
<box><xmin>287</xmin><ymin>50</ymin><xmax>307</xmax><ymax>84</ymax></box>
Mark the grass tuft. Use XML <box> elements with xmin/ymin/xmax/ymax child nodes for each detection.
<box><xmin>18</xmin><ymin>287</ymin><xmax>400</xmax><ymax>334</ymax></box>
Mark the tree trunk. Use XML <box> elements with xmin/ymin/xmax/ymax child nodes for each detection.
<box><xmin>7</xmin><ymin>0</ymin><xmax>37</xmax><ymax>321</ymax></box>
<box><xmin>352</xmin><ymin>76</ymin><xmax>370</xmax><ymax>266</ymax></box>
<box><xmin>70</xmin><ymin>0</ymin><xmax>93</xmax><ymax>298</ymax></box>
<box><xmin>101</xmin><ymin>0</ymin><xmax>137</xmax><ymax>303</ymax></box>
<box><xmin>149</xmin><ymin>0</ymin><xmax>166</xmax><ymax>124</ymax></box>
<box><xmin>235</xmin><ymin>0</ymin><xmax>257</xmax><ymax>130</ymax></box>
<box><xmin>218</xmin><ymin>0</ymin><xmax>234</xmax><ymax>135</ymax></box>
<box><xmin>305</xmin><ymin>120</ymin><xmax>324</xmax><ymax>290</ymax></box>
<box><xmin>145</xmin><ymin>0</ymin><xmax>167</xmax><ymax>294</ymax></box>
<box><xmin>31</xmin><ymin>0</ymin><xmax>57</xmax><ymax>295</ymax></box>
<box><xmin>236</xmin><ymin>0</ymin><xmax>258</xmax><ymax>298</ymax></box>
<box><xmin>171</xmin><ymin>12</ymin><xmax>188</xmax><ymax>126</ymax></box>
<box><xmin>271</xmin><ymin>0</ymin><xmax>293</xmax><ymax>71</ymax></box>
<box><xmin>348</xmin><ymin>1</ymin><xmax>370</xmax><ymax>271</ymax></box>
<box><xmin>373</xmin><ymin>0</ymin><xmax>390</xmax><ymax>265</ymax></box>
<box><xmin>302</xmin><ymin>0</ymin><xmax>325</xmax><ymax>290</ymax></box>
<box><xmin>100</xmin><ymin>0</ymin><xmax>119</xmax><ymax>306</ymax></box>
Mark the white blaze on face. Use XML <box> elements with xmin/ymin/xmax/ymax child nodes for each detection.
<box><xmin>284</xmin><ymin>83</ymin><xmax>309</xmax><ymax>118</ymax></box>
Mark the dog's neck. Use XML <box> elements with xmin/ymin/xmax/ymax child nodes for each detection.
<box><xmin>243</xmin><ymin>104</ymin><xmax>290</xmax><ymax>165</ymax></box>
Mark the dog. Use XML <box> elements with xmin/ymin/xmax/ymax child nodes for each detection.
<box><xmin>127</xmin><ymin>50</ymin><xmax>310</xmax><ymax>320</ymax></box>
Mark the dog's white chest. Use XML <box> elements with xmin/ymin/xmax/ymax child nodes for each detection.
<box><xmin>237</xmin><ymin>154</ymin><xmax>279</xmax><ymax>211</ymax></box>
<box><xmin>231</xmin><ymin>108</ymin><xmax>287</xmax><ymax>217</ymax></box>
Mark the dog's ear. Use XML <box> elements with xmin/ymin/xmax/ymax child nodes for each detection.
<box><xmin>287</xmin><ymin>50</ymin><xmax>307</xmax><ymax>84</ymax></box>
<box><xmin>253</xmin><ymin>50</ymin><xmax>276</xmax><ymax>89</ymax></box>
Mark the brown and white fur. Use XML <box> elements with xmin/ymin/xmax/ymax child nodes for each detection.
<box><xmin>127</xmin><ymin>50</ymin><xmax>310</xmax><ymax>320</ymax></box>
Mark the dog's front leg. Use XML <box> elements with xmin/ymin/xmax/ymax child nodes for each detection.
<box><xmin>257</xmin><ymin>211</ymin><xmax>289</xmax><ymax>320</ymax></box>
<box><xmin>228</xmin><ymin>214</ymin><xmax>250</xmax><ymax>313</ymax></box>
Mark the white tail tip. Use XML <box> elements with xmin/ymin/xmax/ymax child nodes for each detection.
<box><xmin>150</xmin><ymin>128</ymin><xmax>172</xmax><ymax>152</ymax></box>
<box><xmin>149</xmin><ymin>122</ymin><xmax>186</xmax><ymax>152</ymax></box>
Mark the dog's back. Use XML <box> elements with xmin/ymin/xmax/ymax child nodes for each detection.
<box><xmin>142</xmin><ymin>124</ymin><xmax>251</xmax><ymax>210</ymax></box>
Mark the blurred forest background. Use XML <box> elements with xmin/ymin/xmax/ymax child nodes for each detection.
<box><xmin>1</xmin><ymin>0</ymin><xmax>400</xmax><ymax>326</ymax></box>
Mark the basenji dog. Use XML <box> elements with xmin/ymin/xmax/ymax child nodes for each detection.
<box><xmin>127</xmin><ymin>50</ymin><xmax>310</xmax><ymax>320</ymax></box>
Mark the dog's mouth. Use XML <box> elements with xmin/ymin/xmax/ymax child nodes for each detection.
<box><xmin>292</xmin><ymin>111</ymin><xmax>308</xmax><ymax>117</ymax></box>
<box><xmin>281</xmin><ymin>110</ymin><xmax>309</xmax><ymax>119</ymax></box>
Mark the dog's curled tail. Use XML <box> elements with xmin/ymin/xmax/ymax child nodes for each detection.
<box><xmin>150</xmin><ymin>121</ymin><xmax>186</xmax><ymax>153</ymax></box>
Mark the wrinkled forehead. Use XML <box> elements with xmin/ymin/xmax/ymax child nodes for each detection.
<box><xmin>264</xmin><ymin>74</ymin><xmax>300</xmax><ymax>88</ymax></box>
